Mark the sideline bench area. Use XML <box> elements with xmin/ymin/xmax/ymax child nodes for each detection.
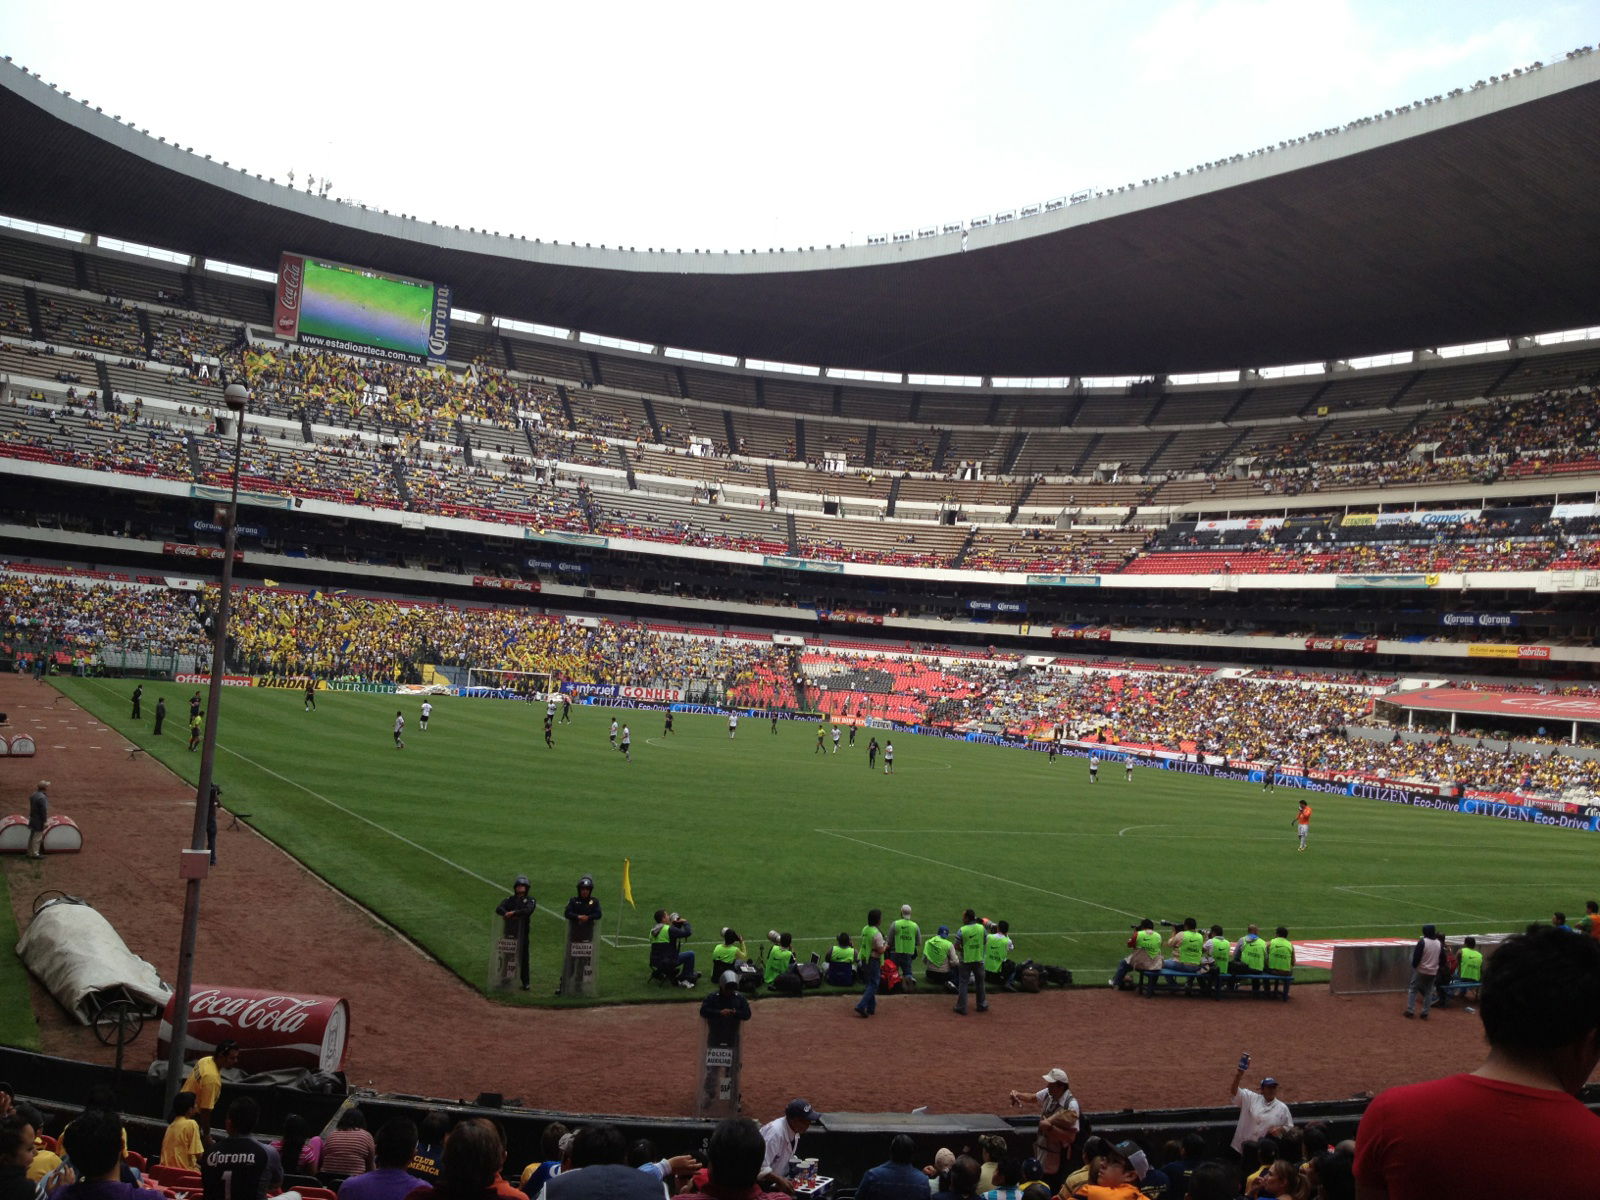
<box><xmin>1137</xmin><ymin>967</ymin><xmax>1294</xmax><ymax>1000</ymax></box>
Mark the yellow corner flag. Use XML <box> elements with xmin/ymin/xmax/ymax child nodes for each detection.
<box><xmin>622</xmin><ymin>858</ymin><xmax>635</xmax><ymax>908</ymax></box>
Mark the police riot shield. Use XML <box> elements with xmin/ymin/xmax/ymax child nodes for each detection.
<box><xmin>490</xmin><ymin>920</ymin><xmax>521</xmax><ymax>993</ymax></box>
<box><xmin>697</xmin><ymin>1019</ymin><xmax>742</xmax><ymax>1117</ymax></box>
<box><xmin>558</xmin><ymin>919</ymin><xmax>598</xmax><ymax>997</ymax></box>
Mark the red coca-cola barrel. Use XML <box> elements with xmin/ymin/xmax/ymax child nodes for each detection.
<box><xmin>158</xmin><ymin>985</ymin><xmax>349</xmax><ymax>1073</ymax></box>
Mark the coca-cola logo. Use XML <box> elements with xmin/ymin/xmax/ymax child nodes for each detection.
<box><xmin>279</xmin><ymin>262</ymin><xmax>302</xmax><ymax>312</ymax></box>
<box><xmin>189</xmin><ymin>988</ymin><xmax>323</xmax><ymax>1034</ymax></box>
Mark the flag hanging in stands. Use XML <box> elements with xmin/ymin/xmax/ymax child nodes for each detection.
<box><xmin>263</xmin><ymin>579</ymin><xmax>280</xmax><ymax>588</ymax></box>
<box><xmin>622</xmin><ymin>858</ymin><xmax>635</xmax><ymax>908</ymax></box>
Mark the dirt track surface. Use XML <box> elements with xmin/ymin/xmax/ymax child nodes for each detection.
<box><xmin>3</xmin><ymin>677</ymin><xmax>1550</xmax><ymax>1121</ymax></box>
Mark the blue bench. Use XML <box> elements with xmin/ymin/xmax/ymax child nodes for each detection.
<box><xmin>1136</xmin><ymin>968</ymin><xmax>1293</xmax><ymax>1000</ymax></box>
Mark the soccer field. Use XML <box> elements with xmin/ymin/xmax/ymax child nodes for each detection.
<box><xmin>56</xmin><ymin>678</ymin><xmax>1592</xmax><ymax>1004</ymax></box>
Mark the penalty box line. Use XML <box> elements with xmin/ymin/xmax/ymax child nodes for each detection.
<box><xmin>814</xmin><ymin>828</ymin><xmax>1141</xmax><ymax>925</ymax></box>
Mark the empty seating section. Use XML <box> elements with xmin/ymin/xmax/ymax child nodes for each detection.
<box><xmin>773</xmin><ymin>463</ymin><xmax>887</xmax><ymax>501</ymax></box>
<box><xmin>942</xmin><ymin>427</ymin><xmax>1018</xmax><ymax>472</ymax></box>
<box><xmin>1314</xmin><ymin>371</ymin><xmax>1408</xmax><ymax>413</ymax></box>
<box><xmin>186</xmin><ymin>273</ymin><xmax>275</xmax><ymax>325</ymax></box>
<box><xmin>916</xmin><ymin>394</ymin><xmax>988</xmax><ymax>427</ymax></box>
<box><xmin>649</xmin><ymin>400</ymin><xmax>727</xmax><ymax>451</ymax></box>
<box><xmin>1010</xmin><ymin>430</ymin><xmax>1096</xmax><ymax>475</ymax></box>
<box><xmin>801</xmin><ymin>651</ymin><xmax>990</xmax><ymax>725</ymax></box>
<box><xmin>1489</xmin><ymin>347</ymin><xmax>1600</xmax><ymax>396</ymax></box>
<box><xmin>841</xmin><ymin>387</ymin><xmax>911</xmax><ymax>422</ymax></box>
<box><xmin>403</xmin><ymin>458</ymin><xmax>588</xmax><ymax>531</ymax></box>
<box><xmin>1399</xmin><ymin>361</ymin><xmax>1506</xmax><ymax>407</ymax></box>
<box><xmin>1145</xmin><ymin>427</ymin><xmax>1243</xmax><ymax>475</ymax></box>
<box><xmin>634</xmin><ymin>447</ymin><xmax>765</xmax><ymax>488</ymax></box>
<box><xmin>507</xmin><ymin>339</ymin><xmax>591</xmax><ymax>384</ymax></box>
<box><xmin>1230</xmin><ymin>381</ymin><xmax>1325</xmax><ymax>421</ymax></box>
<box><xmin>680</xmin><ymin>367</ymin><xmax>756</xmax><ymax>407</ymax></box>
<box><xmin>1093</xmin><ymin>430</ymin><xmax>1169</xmax><ymax>472</ymax></box>
<box><xmin>763</xmin><ymin>378</ymin><xmax>833</xmax><ymax>414</ymax></box>
<box><xmin>82</xmin><ymin>254</ymin><xmax>187</xmax><ymax>306</ymax></box>
<box><xmin>1</xmin><ymin>237</ymin><xmax>80</xmax><ymax>288</ymax></box>
<box><xmin>1076</xmin><ymin>394</ymin><xmax>1156</xmax><ymax>426</ymax></box>
<box><xmin>597</xmin><ymin>357</ymin><xmax>679</xmax><ymax>397</ymax></box>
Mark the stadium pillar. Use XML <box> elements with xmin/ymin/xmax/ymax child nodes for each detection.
<box><xmin>163</xmin><ymin>383</ymin><xmax>249</xmax><ymax>1111</ymax></box>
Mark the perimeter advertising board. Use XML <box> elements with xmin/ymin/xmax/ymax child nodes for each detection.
<box><xmin>275</xmin><ymin>252</ymin><xmax>451</xmax><ymax>366</ymax></box>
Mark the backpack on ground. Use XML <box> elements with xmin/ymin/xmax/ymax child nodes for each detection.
<box><xmin>771</xmin><ymin>969</ymin><xmax>803</xmax><ymax>995</ymax></box>
<box><xmin>1017</xmin><ymin>964</ymin><xmax>1043</xmax><ymax>993</ymax></box>
<box><xmin>735</xmin><ymin>960</ymin><xmax>761</xmax><ymax>993</ymax></box>
<box><xmin>796</xmin><ymin>962</ymin><xmax>824</xmax><ymax>989</ymax></box>
<box><xmin>1041</xmin><ymin>965</ymin><xmax>1073</xmax><ymax>987</ymax></box>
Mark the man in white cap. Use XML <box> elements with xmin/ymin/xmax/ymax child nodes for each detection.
<box><xmin>889</xmin><ymin>905</ymin><xmax>921</xmax><ymax>984</ymax></box>
<box><xmin>759</xmin><ymin>1099</ymin><xmax>820</xmax><ymax>1195</ymax></box>
<box><xmin>1008</xmin><ymin>1069</ymin><xmax>1079</xmax><ymax>1182</ymax></box>
<box><xmin>1227</xmin><ymin>1060</ymin><xmax>1291</xmax><ymax>1153</ymax></box>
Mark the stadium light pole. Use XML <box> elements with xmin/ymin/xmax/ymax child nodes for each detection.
<box><xmin>162</xmin><ymin>383</ymin><xmax>249</xmax><ymax>1112</ymax></box>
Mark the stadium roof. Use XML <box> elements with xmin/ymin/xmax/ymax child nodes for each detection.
<box><xmin>1382</xmin><ymin>688</ymin><xmax>1600</xmax><ymax>726</ymax></box>
<box><xmin>4</xmin><ymin>55</ymin><xmax>1600</xmax><ymax>378</ymax></box>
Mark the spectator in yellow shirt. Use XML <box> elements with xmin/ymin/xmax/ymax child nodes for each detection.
<box><xmin>161</xmin><ymin>1093</ymin><xmax>205</xmax><ymax>1171</ymax></box>
<box><xmin>180</xmin><ymin>1038</ymin><xmax>239</xmax><ymax>1138</ymax></box>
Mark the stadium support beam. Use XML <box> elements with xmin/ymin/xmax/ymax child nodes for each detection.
<box><xmin>162</xmin><ymin>383</ymin><xmax>249</xmax><ymax>1112</ymax></box>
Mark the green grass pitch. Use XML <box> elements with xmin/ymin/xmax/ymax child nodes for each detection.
<box><xmin>52</xmin><ymin>678</ymin><xmax>1595</xmax><ymax>1006</ymax></box>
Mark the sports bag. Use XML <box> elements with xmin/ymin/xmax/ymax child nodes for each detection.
<box><xmin>796</xmin><ymin>962</ymin><xmax>824</xmax><ymax>989</ymax></box>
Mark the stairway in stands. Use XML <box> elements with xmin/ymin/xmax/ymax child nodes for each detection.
<box><xmin>641</xmin><ymin>396</ymin><xmax>663</xmax><ymax>442</ymax></box>
<box><xmin>886</xmin><ymin>475</ymin><xmax>902</xmax><ymax>516</ymax></box>
<box><xmin>951</xmin><ymin>528</ymin><xmax>977</xmax><ymax>567</ymax></box>
<box><xmin>95</xmin><ymin>360</ymin><xmax>113</xmax><ymax>400</ymax></box>
<box><xmin>1005</xmin><ymin>477</ymin><xmax>1037</xmax><ymax>523</ymax></box>
<box><xmin>616</xmin><ymin>444</ymin><xmax>637</xmax><ymax>489</ymax></box>
<box><xmin>556</xmin><ymin>385</ymin><xmax>578</xmax><ymax>428</ymax></box>
<box><xmin>458</xmin><ymin>418</ymin><xmax>475</xmax><ymax>466</ymax></box>
<box><xmin>22</xmin><ymin>286</ymin><xmax>42</xmax><ymax>336</ymax></box>
<box><xmin>787</xmin><ymin>647</ymin><xmax>811</xmax><ymax>712</ymax></box>
<box><xmin>785</xmin><ymin>511</ymin><xmax>799</xmax><ymax>552</ymax></box>
<box><xmin>390</xmin><ymin>460</ymin><xmax>412</xmax><ymax>507</ymax></box>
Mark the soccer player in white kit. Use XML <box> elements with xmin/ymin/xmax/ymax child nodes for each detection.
<box><xmin>728</xmin><ymin>712</ymin><xmax>739</xmax><ymax>739</ymax></box>
<box><xmin>420</xmin><ymin>700</ymin><xmax>432</xmax><ymax>731</ymax></box>
<box><xmin>393</xmin><ymin>711</ymin><xmax>405</xmax><ymax>749</ymax></box>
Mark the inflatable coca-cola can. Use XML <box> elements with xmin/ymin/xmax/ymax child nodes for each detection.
<box><xmin>158</xmin><ymin>985</ymin><xmax>349</xmax><ymax>1073</ymax></box>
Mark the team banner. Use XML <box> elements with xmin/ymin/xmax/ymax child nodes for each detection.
<box><xmin>472</xmin><ymin>576</ymin><xmax>541</xmax><ymax>593</ymax></box>
<box><xmin>529</xmin><ymin>530</ymin><xmax>610</xmax><ymax>548</ymax></box>
<box><xmin>1194</xmin><ymin>517</ymin><xmax>1284</xmax><ymax>533</ymax></box>
<box><xmin>764</xmin><ymin>556</ymin><xmax>844</xmax><ymax>573</ymax></box>
<box><xmin>1341</xmin><ymin>513</ymin><xmax>1379</xmax><ymax>527</ymax></box>
<box><xmin>1025</xmin><ymin>575</ymin><xmax>1100</xmax><ymax>586</ymax></box>
<box><xmin>1335</xmin><ymin>575</ymin><xmax>1438</xmax><ymax>589</ymax></box>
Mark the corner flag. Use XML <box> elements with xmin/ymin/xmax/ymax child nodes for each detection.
<box><xmin>622</xmin><ymin>858</ymin><xmax>635</xmax><ymax>908</ymax></box>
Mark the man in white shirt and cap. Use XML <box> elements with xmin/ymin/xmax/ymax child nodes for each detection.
<box><xmin>1227</xmin><ymin>1061</ymin><xmax>1291</xmax><ymax>1153</ymax></box>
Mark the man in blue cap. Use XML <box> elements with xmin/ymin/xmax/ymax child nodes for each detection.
<box><xmin>759</xmin><ymin>1100</ymin><xmax>820</xmax><ymax>1196</ymax></box>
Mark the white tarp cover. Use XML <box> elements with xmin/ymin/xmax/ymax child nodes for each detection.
<box><xmin>16</xmin><ymin>900</ymin><xmax>172</xmax><ymax>1024</ymax></box>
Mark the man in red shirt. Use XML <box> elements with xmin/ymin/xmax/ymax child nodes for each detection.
<box><xmin>1354</xmin><ymin>924</ymin><xmax>1600</xmax><ymax>1198</ymax></box>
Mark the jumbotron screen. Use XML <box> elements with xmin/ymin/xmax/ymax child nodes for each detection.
<box><xmin>274</xmin><ymin>252</ymin><xmax>451</xmax><ymax>366</ymax></box>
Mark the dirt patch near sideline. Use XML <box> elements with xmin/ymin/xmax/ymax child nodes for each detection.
<box><xmin>4</xmin><ymin>677</ymin><xmax>1561</xmax><ymax>1121</ymax></box>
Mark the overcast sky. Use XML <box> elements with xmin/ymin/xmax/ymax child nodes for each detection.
<box><xmin>5</xmin><ymin>1</ymin><xmax>1597</xmax><ymax>251</ymax></box>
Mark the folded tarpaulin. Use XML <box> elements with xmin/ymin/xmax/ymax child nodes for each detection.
<box><xmin>17</xmin><ymin>897</ymin><xmax>172</xmax><ymax>1024</ymax></box>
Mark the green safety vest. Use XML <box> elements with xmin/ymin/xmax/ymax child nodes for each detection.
<box><xmin>1206</xmin><ymin>936</ymin><xmax>1231</xmax><ymax>965</ymax></box>
<box><xmin>861</xmin><ymin>925</ymin><xmax>885</xmax><ymax>961</ymax></box>
<box><xmin>827</xmin><ymin>944</ymin><xmax>857</xmax><ymax>964</ymax></box>
<box><xmin>1135</xmin><ymin>929</ymin><xmax>1162</xmax><ymax>957</ymax></box>
<box><xmin>1240</xmin><ymin>937</ymin><xmax>1267</xmax><ymax>971</ymax></box>
<box><xmin>923</xmin><ymin>935</ymin><xmax>954</xmax><ymax>966</ymax></box>
<box><xmin>1267</xmin><ymin>937</ymin><xmax>1294</xmax><ymax>972</ymax></box>
<box><xmin>765</xmin><ymin>945</ymin><xmax>795</xmax><ymax>984</ymax></box>
<box><xmin>713</xmin><ymin>943</ymin><xmax>742</xmax><ymax>966</ymax></box>
<box><xmin>1457</xmin><ymin>947</ymin><xmax>1483</xmax><ymax>982</ymax></box>
<box><xmin>959</xmin><ymin>922</ymin><xmax>988</xmax><ymax>964</ymax></box>
<box><xmin>985</xmin><ymin>931</ymin><xmax>1011</xmax><ymax>973</ymax></box>
<box><xmin>1177</xmin><ymin>930</ymin><xmax>1204</xmax><ymax>966</ymax></box>
<box><xmin>891</xmin><ymin>918</ymin><xmax>920</xmax><ymax>955</ymax></box>
<box><xmin>651</xmin><ymin>924</ymin><xmax>672</xmax><ymax>945</ymax></box>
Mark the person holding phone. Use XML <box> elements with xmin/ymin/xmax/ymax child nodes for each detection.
<box><xmin>1228</xmin><ymin>1055</ymin><xmax>1292</xmax><ymax>1154</ymax></box>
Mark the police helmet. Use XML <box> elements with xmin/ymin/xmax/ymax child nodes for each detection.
<box><xmin>514</xmin><ymin>875</ymin><xmax>530</xmax><ymax>890</ymax></box>
<box><xmin>577</xmin><ymin>874</ymin><xmax>594</xmax><ymax>891</ymax></box>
